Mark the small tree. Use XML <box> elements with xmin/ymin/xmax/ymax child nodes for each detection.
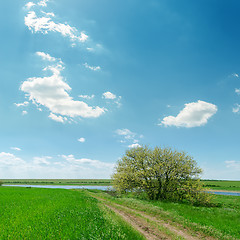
<box><xmin>112</xmin><ymin>146</ymin><xmax>211</xmax><ymax>205</ymax></box>
<box><xmin>0</xmin><ymin>180</ymin><xmax>3</xmax><ymax>186</ymax></box>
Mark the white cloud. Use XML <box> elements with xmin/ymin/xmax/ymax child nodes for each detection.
<box><xmin>33</xmin><ymin>156</ymin><xmax>52</xmax><ymax>165</ymax></box>
<box><xmin>235</xmin><ymin>88</ymin><xmax>240</xmax><ymax>95</ymax></box>
<box><xmin>14</xmin><ymin>101</ymin><xmax>29</xmax><ymax>107</ymax></box>
<box><xmin>38</xmin><ymin>0</ymin><xmax>49</xmax><ymax>7</ymax></box>
<box><xmin>116</xmin><ymin>128</ymin><xmax>136</xmax><ymax>139</ymax></box>
<box><xmin>86</xmin><ymin>47</ymin><xmax>94</xmax><ymax>52</ymax></box>
<box><xmin>78</xmin><ymin>94</ymin><xmax>95</xmax><ymax>100</ymax></box>
<box><xmin>225</xmin><ymin>160</ymin><xmax>240</xmax><ymax>170</ymax></box>
<box><xmin>25</xmin><ymin>2</ymin><xmax>36</xmax><ymax>10</ymax></box>
<box><xmin>20</xmin><ymin>52</ymin><xmax>105</xmax><ymax>122</ymax></box>
<box><xmin>0</xmin><ymin>152</ymin><xmax>115</xmax><ymax>179</ymax></box>
<box><xmin>160</xmin><ymin>100</ymin><xmax>217</xmax><ymax>128</ymax></box>
<box><xmin>48</xmin><ymin>113</ymin><xmax>66</xmax><ymax>123</ymax></box>
<box><xmin>232</xmin><ymin>73</ymin><xmax>239</xmax><ymax>78</ymax></box>
<box><xmin>102</xmin><ymin>91</ymin><xmax>117</xmax><ymax>100</ymax></box>
<box><xmin>233</xmin><ymin>103</ymin><xmax>240</xmax><ymax>113</ymax></box>
<box><xmin>83</xmin><ymin>63</ymin><xmax>101</xmax><ymax>71</ymax></box>
<box><xmin>11</xmin><ymin>147</ymin><xmax>21</xmax><ymax>151</ymax></box>
<box><xmin>22</xmin><ymin>110</ymin><xmax>28</xmax><ymax>115</ymax></box>
<box><xmin>61</xmin><ymin>154</ymin><xmax>114</xmax><ymax>169</ymax></box>
<box><xmin>128</xmin><ymin>143</ymin><xmax>141</xmax><ymax>148</ymax></box>
<box><xmin>78</xmin><ymin>137</ymin><xmax>85</xmax><ymax>143</ymax></box>
<box><xmin>36</xmin><ymin>51</ymin><xmax>56</xmax><ymax>62</ymax></box>
<box><xmin>25</xmin><ymin>11</ymin><xmax>88</xmax><ymax>44</ymax></box>
<box><xmin>0</xmin><ymin>152</ymin><xmax>26</xmax><ymax>166</ymax></box>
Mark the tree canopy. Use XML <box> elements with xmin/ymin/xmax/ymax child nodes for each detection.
<box><xmin>112</xmin><ymin>146</ymin><xmax>211</xmax><ymax>205</ymax></box>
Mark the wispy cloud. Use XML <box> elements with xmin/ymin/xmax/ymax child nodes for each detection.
<box><xmin>24</xmin><ymin>6</ymin><xmax>88</xmax><ymax>45</ymax></box>
<box><xmin>232</xmin><ymin>103</ymin><xmax>240</xmax><ymax>113</ymax></box>
<box><xmin>36</xmin><ymin>51</ymin><xmax>57</xmax><ymax>62</ymax></box>
<box><xmin>83</xmin><ymin>63</ymin><xmax>101</xmax><ymax>71</ymax></box>
<box><xmin>22</xmin><ymin>111</ymin><xmax>28</xmax><ymax>115</ymax></box>
<box><xmin>20</xmin><ymin>52</ymin><xmax>105</xmax><ymax>122</ymax></box>
<box><xmin>79</xmin><ymin>94</ymin><xmax>95</xmax><ymax>100</ymax></box>
<box><xmin>11</xmin><ymin>147</ymin><xmax>21</xmax><ymax>151</ymax></box>
<box><xmin>225</xmin><ymin>160</ymin><xmax>240</xmax><ymax>170</ymax></box>
<box><xmin>232</xmin><ymin>73</ymin><xmax>239</xmax><ymax>78</ymax></box>
<box><xmin>235</xmin><ymin>88</ymin><xmax>240</xmax><ymax>95</ymax></box>
<box><xmin>102</xmin><ymin>92</ymin><xmax>122</xmax><ymax>107</ymax></box>
<box><xmin>48</xmin><ymin>113</ymin><xmax>66</xmax><ymax>123</ymax></box>
<box><xmin>160</xmin><ymin>100</ymin><xmax>217</xmax><ymax>128</ymax></box>
<box><xmin>33</xmin><ymin>156</ymin><xmax>52</xmax><ymax>165</ymax></box>
<box><xmin>115</xmin><ymin>128</ymin><xmax>142</xmax><ymax>147</ymax></box>
<box><xmin>14</xmin><ymin>101</ymin><xmax>29</xmax><ymax>107</ymax></box>
<box><xmin>61</xmin><ymin>154</ymin><xmax>114</xmax><ymax>169</ymax></box>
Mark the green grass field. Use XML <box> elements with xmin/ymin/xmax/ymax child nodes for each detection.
<box><xmin>0</xmin><ymin>187</ymin><xmax>144</xmax><ymax>239</ymax></box>
<box><xmin>0</xmin><ymin>179</ymin><xmax>112</xmax><ymax>186</ymax></box>
<box><xmin>202</xmin><ymin>180</ymin><xmax>240</xmax><ymax>191</ymax></box>
<box><xmin>91</xmin><ymin>190</ymin><xmax>240</xmax><ymax>240</ymax></box>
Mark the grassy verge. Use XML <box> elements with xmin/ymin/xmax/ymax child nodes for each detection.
<box><xmin>90</xmin><ymin>190</ymin><xmax>240</xmax><ymax>240</ymax></box>
<box><xmin>202</xmin><ymin>180</ymin><xmax>240</xmax><ymax>191</ymax></box>
<box><xmin>0</xmin><ymin>187</ymin><xmax>144</xmax><ymax>239</ymax></box>
<box><xmin>0</xmin><ymin>179</ymin><xmax>112</xmax><ymax>186</ymax></box>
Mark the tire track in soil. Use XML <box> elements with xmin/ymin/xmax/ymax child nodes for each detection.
<box><xmin>105</xmin><ymin>203</ymin><xmax>170</xmax><ymax>240</ymax></box>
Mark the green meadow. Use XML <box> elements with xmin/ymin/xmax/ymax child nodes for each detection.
<box><xmin>0</xmin><ymin>179</ymin><xmax>112</xmax><ymax>186</ymax></box>
<box><xmin>202</xmin><ymin>180</ymin><xmax>240</xmax><ymax>191</ymax></box>
<box><xmin>0</xmin><ymin>187</ymin><xmax>144</xmax><ymax>240</ymax></box>
<box><xmin>1</xmin><ymin>181</ymin><xmax>240</xmax><ymax>239</ymax></box>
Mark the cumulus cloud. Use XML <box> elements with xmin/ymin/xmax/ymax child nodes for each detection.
<box><xmin>128</xmin><ymin>143</ymin><xmax>141</xmax><ymax>148</ymax></box>
<box><xmin>25</xmin><ymin>2</ymin><xmax>36</xmax><ymax>10</ymax></box>
<box><xmin>24</xmin><ymin>11</ymin><xmax>88</xmax><ymax>44</ymax></box>
<box><xmin>20</xmin><ymin>52</ymin><xmax>105</xmax><ymax>122</ymax></box>
<box><xmin>78</xmin><ymin>137</ymin><xmax>85</xmax><ymax>143</ymax></box>
<box><xmin>102</xmin><ymin>91</ymin><xmax>116</xmax><ymax>100</ymax></box>
<box><xmin>11</xmin><ymin>147</ymin><xmax>21</xmax><ymax>151</ymax></box>
<box><xmin>83</xmin><ymin>63</ymin><xmax>101</xmax><ymax>71</ymax></box>
<box><xmin>0</xmin><ymin>152</ymin><xmax>114</xmax><ymax>178</ymax></box>
<box><xmin>0</xmin><ymin>152</ymin><xmax>25</xmax><ymax>166</ymax></box>
<box><xmin>160</xmin><ymin>100</ymin><xmax>217</xmax><ymax>128</ymax></box>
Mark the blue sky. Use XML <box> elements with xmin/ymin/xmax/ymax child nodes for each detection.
<box><xmin>0</xmin><ymin>0</ymin><xmax>240</xmax><ymax>179</ymax></box>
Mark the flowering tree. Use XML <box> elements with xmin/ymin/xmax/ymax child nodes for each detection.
<box><xmin>112</xmin><ymin>146</ymin><xmax>211</xmax><ymax>205</ymax></box>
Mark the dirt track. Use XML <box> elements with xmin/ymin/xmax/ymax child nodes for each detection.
<box><xmin>91</xmin><ymin>194</ymin><xmax>210</xmax><ymax>240</ymax></box>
